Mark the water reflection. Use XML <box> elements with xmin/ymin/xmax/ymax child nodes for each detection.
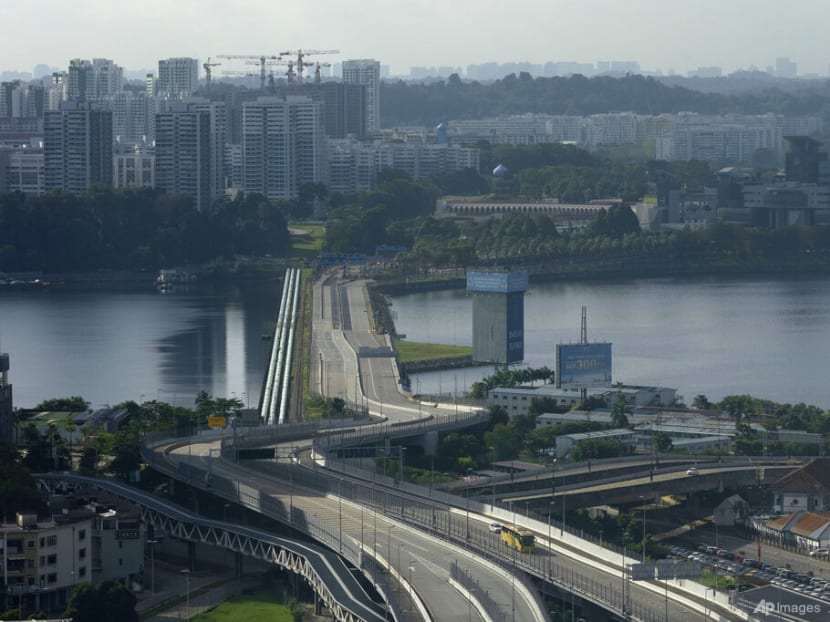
<box><xmin>0</xmin><ymin>282</ymin><xmax>280</xmax><ymax>409</ymax></box>
<box><xmin>390</xmin><ymin>275</ymin><xmax>830</xmax><ymax>407</ymax></box>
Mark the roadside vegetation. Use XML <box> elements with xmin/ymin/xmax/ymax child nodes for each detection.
<box><xmin>191</xmin><ymin>590</ymin><xmax>302</xmax><ymax>622</ymax></box>
<box><xmin>392</xmin><ymin>338</ymin><xmax>471</xmax><ymax>363</ymax></box>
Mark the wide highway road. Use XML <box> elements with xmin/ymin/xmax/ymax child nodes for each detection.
<box><xmin>162</xmin><ymin>437</ymin><xmax>547</xmax><ymax>622</ymax></box>
<box><xmin>266</xmin><ymin>272</ymin><xmax>747</xmax><ymax>621</ymax></box>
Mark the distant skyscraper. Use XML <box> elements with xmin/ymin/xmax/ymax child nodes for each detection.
<box><xmin>291</xmin><ymin>82</ymin><xmax>367</xmax><ymax>138</ymax></box>
<box><xmin>242</xmin><ymin>95</ymin><xmax>326</xmax><ymax>199</ymax></box>
<box><xmin>91</xmin><ymin>58</ymin><xmax>123</xmax><ymax>99</ymax></box>
<box><xmin>157</xmin><ymin>58</ymin><xmax>199</xmax><ymax>99</ymax></box>
<box><xmin>775</xmin><ymin>57</ymin><xmax>797</xmax><ymax>78</ymax></box>
<box><xmin>154</xmin><ymin>101</ymin><xmax>214</xmax><ymax>212</ymax></box>
<box><xmin>181</xmin><ymin>97</ymin><xmax>226</xmax><ymax>200</ymax></box>
<box><xmin>33</xmin><ymin>64</ymin><xmax>53</xmax><ymax>80</ymax></box>
<box><xmin>342</xmin><ymin>59</ymin><xmax>380</xmax><ymax>132</ymax></box>
<box><xmin>44</xmin><ymin>101</ymin><xmax>113</xmax><ymax>193</ymax></box>
<box><xmin>67</xmin><ymin>58</ymin><xmax>123</xmax><ymax>102</ymax></box>
<box><xmin>112</xmin><ymin>91</ymin><xmax>158</xmax><ymax>144</ymax></box>
<box><xmin>0</xmin><ymin>352</ymin><xmax>13</xmax><ymax>445</ymax></box>
<box><xmin>68</xmin><ymin>59</ymin><xmax>92</xmax><ymax>101</ymax></box>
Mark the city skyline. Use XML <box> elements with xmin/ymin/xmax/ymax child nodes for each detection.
<box><xmin>2</xmin><ymin>0</ymin><xmax>830</xmax><ymax>78</ymax></box>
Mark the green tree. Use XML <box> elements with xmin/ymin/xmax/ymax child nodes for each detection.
<box><xmin>64</xmin><ymin>580</ymin><xmax>138</xmax><ymax>622</ymax></box>
<box><xmin>692</xmin><ymin>395</ymin><xmax>712</xmax><ymax>410</ymax></box>
<box><xmin>0</xmin><ymin>444</ymin><xmax>43</xmax><ymax>516</ymax></box>
<box><xmin>108</xmin><ymin>428</ymin><xmax>142</xmax><ymax>480</ymax></box>
<box><xmin>652</xmin><ymin>431</ymin><xmax>673</xmax><ymax>454</ymax></box>
<box><xmin>610</xmin><ymin>394</ymin><xmax>630</xmax><ymax>428</ymax></box>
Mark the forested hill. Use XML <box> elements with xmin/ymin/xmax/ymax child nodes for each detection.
<box><xmin>379</xmin><ymin>73</ymin><xmax>830</xmax><ymax>126</ymax></box>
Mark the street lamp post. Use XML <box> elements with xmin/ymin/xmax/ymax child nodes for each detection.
<box><xmin>147</xmin><ymin>538</ymin><xmax>157</xmax><ymax>606</ymax></box>
<box><xmin>408</xmin><ymin>560</ymin><xmax>417</xmax><ymax>615</ymax></box>
<box><xmin>641</xmin><ymin>495</ymin><xmax>647</xmax><ymax>563</ymax></box>
<box><xmin>338</xmin><ymin>478</ymin><xmax>343</xmax><ymax>553</ymax></box>
<box><xmin>386</xmin><ymin>525</ymin><xmax>395</xmax><ymax>573</ymax></box>
<box><xmin>548</xmin><ymin>501</ymin><xmax>555</xmax><ymax>578</ymax></box>
<box><xmin>490</xmin><ymin>446</ymin><xmax>496</xmax><ymax>508</ymax></box>
<box><xmin>180</xmin><ymin>568</ymin><xmax>190</xmax><ymax>621</ymax></box>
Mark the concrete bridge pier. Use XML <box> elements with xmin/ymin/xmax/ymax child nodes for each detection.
<box><xmin>421</xmin><ymin>429</ymin><xmax>438</xmax><ymax>457</ymax></box>
<box><xmin>234</xmin><ymin>551</ymin><xmax>243</xmax><ymax>578</ymax></box>
<box><xmin>187</xmin><ymin>541</ymin><xmax>196</xmax><ymax>571</ymax></box>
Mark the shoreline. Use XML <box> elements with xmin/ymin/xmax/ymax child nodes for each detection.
<box><xmin>374</xmin><ymin>259</ymin><xmax>830</xmax><ymax>294</ymax></box>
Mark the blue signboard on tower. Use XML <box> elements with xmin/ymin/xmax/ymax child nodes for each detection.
<box><xmin>556</xmin><ymin>342</ymin><xmax>612</xmax><ymax>389</ymax></box>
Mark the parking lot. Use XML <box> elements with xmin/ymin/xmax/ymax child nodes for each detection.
<box><xmin>665</xmin><ymin>525</ymin><xmax>830</xmax><ymax>608</ymax></box>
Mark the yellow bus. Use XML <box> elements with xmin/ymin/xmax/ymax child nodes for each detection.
<box><xmin>500</xmin><ymin>523</ymin><xmax>535</xmax><ymax>553</ymax></box>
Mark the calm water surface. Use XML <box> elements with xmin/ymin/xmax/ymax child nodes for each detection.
<box><xmin>2</xmin><ymin>275</ymin><xmax>829</xmax><ymax>410</ymax></box>
<box><xmin>0</xmin><ymin>282</ymin><xmax>280</xmax><ymax>409</ymax></box>
<box><xmin>388</xmin><ymin>275</ymin><xmax>830</xmax><ymax>407</ymax></box>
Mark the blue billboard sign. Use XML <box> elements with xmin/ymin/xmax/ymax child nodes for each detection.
<box><xmin>556</xmin><ymin>342</ymin><xmax>612</xmax><ymax>389</ymax></box>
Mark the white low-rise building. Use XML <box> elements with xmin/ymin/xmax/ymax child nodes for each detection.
<box><xmin>489</xmin><ymin>384</ymin><xmax>677</xmax><ymax>418</ymax></box>
<box><xmin>555</xmin><ymin>428</ymin><xmax>637</xmax><ymax>458</ymax></box>
<box><xmin>1</xmin><ymin>502</ymin><xmax>143</xmax><ymax>616</ymax></box>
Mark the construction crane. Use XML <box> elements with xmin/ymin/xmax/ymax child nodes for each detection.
<box><xmin>217</xmin><ymin>55</ymin><xmax>281</xmax><ymax>90</ymax></box>
<box><xmin>203</xmin><ymin>57</ymin><xmax>221</xmax><ymax>94</ymax></box>
<box><xmin>220</xmin><ymin>69</ymin><xmax>261</xmax><ymax>88</ymax></box>
<box><xmin>312</xmin><ymin>62</ymin><xmax>331</xmax><ymax>84</ymax></box>
<box><xmin>246</xmin><ymin>59</ymin><xmax>295</xmax><ymax>89</ymax></box>
<box><xmin>278</xmin><ymin>49</ymin><xmax>339</xmax><ymax>85</ymax></box>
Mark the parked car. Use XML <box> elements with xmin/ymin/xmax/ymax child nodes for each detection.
<box><xmin>810</xmin><ymin>548</ymin><xmax>829</xmax><ymax>557</ymax></box>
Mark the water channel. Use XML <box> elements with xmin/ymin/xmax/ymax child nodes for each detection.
<box><xmin>1</xmin><ymin>274</ymin><xmax>829</xmax><ymax>409</ymax></box>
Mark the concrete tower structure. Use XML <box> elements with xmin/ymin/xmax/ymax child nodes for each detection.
<box><xmin>44</xmin><ymin>101</ymin><xmax>113</xmax><ymax>193</ymax></box>
<box><xmin>342</xmin><ymin>59</ymin><xmax>380</xmax><ymax>132</ymax></box>
<box><xmin>467</xmin><ymin>272</ymin><xmax>527</xmax><ymax>366</ymax></box>
<box><xmin>242</xmin><ymin>95</ymin><xmax>326</xmax><ymax>199</ymax></box>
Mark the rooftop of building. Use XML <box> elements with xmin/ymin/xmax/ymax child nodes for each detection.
<box><xmin>771</xmin><ymin>458</ymin><xmax>830</xmax><ymax>494</ymax></box>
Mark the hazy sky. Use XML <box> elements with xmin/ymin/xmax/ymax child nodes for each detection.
<box><xmin>2</xmin><ymin>0</ymin><xmax>829</xmax><ymax>77</ymax></box>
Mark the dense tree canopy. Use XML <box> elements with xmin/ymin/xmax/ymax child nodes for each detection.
<box><xmin>379</xmin><ymin>73</ymin><xmax>830</xmax><ymax>127</ymax></box>
<box><xmin>0</xmin><ymin>188</ymin><xmax>290</xmax><ymax>272</ymax></box>
<box><xmin>64</xmin><ymin>580</ymin><xmax>138</xmax><ymax>622</ymax></box>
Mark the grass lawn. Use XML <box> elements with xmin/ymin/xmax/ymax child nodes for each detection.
<box><xmin>192</xmin><ymin>591</ymin><xmax>294</xmax><ymax>622</ymax></box>
<box><xmin>694</xmin><ymin>568</ymin><xmax>737</xmax><ymax>590</ymax></box>
<box><xmin>393</xmin><ymin>338</ymin><xmax>472</xmax><ymax>363</ymax></box>
<box><xmin>289</xmin><ymin>224</ymin><xmax>325</xmax><ymax>259</ymax></box>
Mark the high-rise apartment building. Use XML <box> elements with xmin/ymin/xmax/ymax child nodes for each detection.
<box><xmin>181</xmin><ymin>98</ymin><xmax>226</xmax><ymax>200</ymax></box>
<box><xmin>90</xmin><ymin>58</ymin><xmax>123</xmax><ymax>99</ymax></box>
<box><xmin>112</xmin><ymin>91</ymin><xmax>159</xmax><ymax>144</ymax></box>
<box><xmin>154</xmin><ymin>102</ymin><xmax>213</xmax><ymax>212</ymax></box>
<box><xmin>67</xmin><ymin>59</ymin><xmax>92</xmax><ymax>102</ymax></box>
<box><xmin>0</xmin><ymin>352</ymin><xmax>12</xmax><ymax>445</ymax></box>
<box><xmin>67</xmin><ymin>59</ymin><xmax>122</xmax><ymax>102</ymax></box>
<box><xmin>342</xmin><ymin>59</ymin><xmax>380</xmax><ymax>132</ymax></box>
<box><xmin>157</xmin><ymin>58</ymin><xmax>199</xmax><ymax>100</ymax></box>
<box><xmin>242</xmin><ymin>96</ymin><xmax>326</xmax><ymax>199</ymax></box>
<box><xmin>44</xmin><ymin>101</ymin><xmax>113</xmax><ymax>193</ymax></box>
<box><xmin>298</xmin><ymin>82</ymin><xmax>367</xmax><ymax>139</ymax></box>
